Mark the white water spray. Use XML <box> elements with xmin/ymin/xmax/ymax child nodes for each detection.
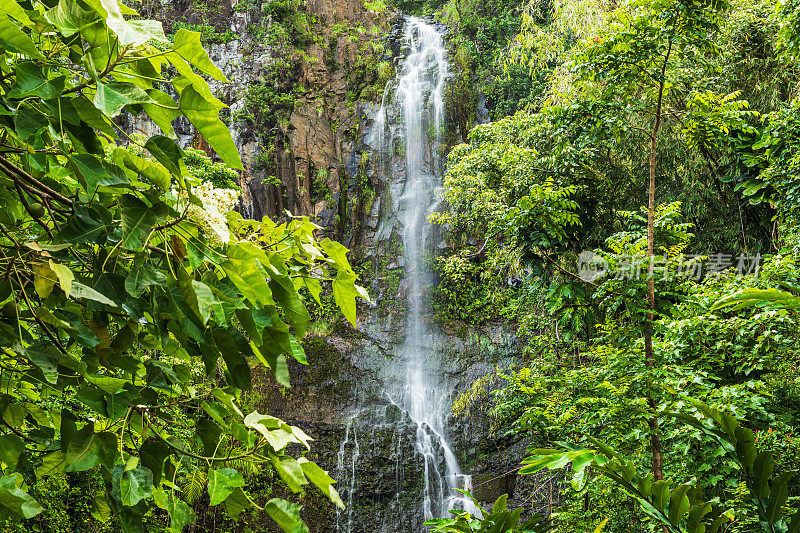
<box><xmin>379</xmin><ymin>16</ymin><xmax>478</xmax><ymax>523</ymax></box>
<box><xmin>335</xmin><ymin>17</ymin><xmax>478</xmax><ymax>532</ymax></box>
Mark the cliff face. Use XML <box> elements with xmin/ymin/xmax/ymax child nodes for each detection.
<box><xmin>134</xmin><ymin>0</ymin><xmax>394</xmax><ymax>239</ymax></box>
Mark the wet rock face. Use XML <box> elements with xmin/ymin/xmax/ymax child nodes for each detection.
<box><xmin>258</xmin><ymin>323</ymin><xmax>555</xmax><ymax>532</ymax></box>
<box><xmin>133</xmin><ymin>0</ymin><xmax>393</xmax><ymax>235</ymax></box>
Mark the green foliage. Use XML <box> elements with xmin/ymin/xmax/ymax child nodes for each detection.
<box><xmin>425</xmin><ymin>493</ymin><xmax>553</xmax><ymax>532</ymax></box>
<box><xmin>172</xmin><ymin>22</ymin><xmax>237</xmax><ymax>44</ymax></box>
<box><xmin>0</xmin><ymin>1</ymin><xmax>367</xmax><ymax>530</ymax></box>
<box><xmin>184</xmin><ymin>148</ymin><xmax>240</xmax><ymax>189</ymax></box>
<box><xmin>523</xmin><ymin>401</ymin><xmax>800</xmax><ymax>532</ymax></box>
<box><xmin>439</xmin><ymin>0</ymin><xmax>800</xmax><ymax>529</ymax></box>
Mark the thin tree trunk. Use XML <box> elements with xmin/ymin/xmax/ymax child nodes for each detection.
<box><xmin>645</xmin><ymin>40</ymin><xmax>672</xmax><ymax>483</ymax></box>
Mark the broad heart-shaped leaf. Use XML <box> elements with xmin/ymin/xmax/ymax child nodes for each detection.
<box><xmin>192</xmin><ymin>281</ymin><xmax>223</xmax><ymax>326</ymax></box>
<box><xmin>72</xmin><ymin>96</ymin><xmax>116</xmax><ymax>136</ymax></box>
<box><xmin>213</xmin><ymin>328</ymin><xmax>251</xmax><ymax>390</ymax></box>
<box><xmin>14</xmin><ymin>104</ymin><xmax>49</xmax><ymax>140</ymax></box>
<box><xmin>24</xmin><ymin>342</ymin><xmax>61</xmax><ymax>384</ymax></box>
<box><xmin>57</xmin><ymin>206</ymin><xmax>108</xmax><ymax>244</ymax></box>
<box><xmin>71</xmin><ymin>153</ymin><xmax>129</xmax><ymax>195</ymax></box>
<box><xmin>142</xmin><ymin>89</ymin><xmax>181</xmax><ymax>139</ymax></box>
<box><xmin>166</xmin><ymin>497</ymin><xmax>194</xmax><ymax>533</ymax></box>
<box><xmin>113</xmin><ymin>148</ymin><xmax>171</xmax><ymax>191</ymax></box>
<box><xmin>0</xmin><ymin>435</ymin><xmax>23</xmax><ymax>471</ymax></box>
<box><xmin>265</xmin><ymin>498</ymin><xmax>310</xmax><ymax>533</ymax></box>
<box><xmin>96</xmin><ymin>0</ymin><xmax>167</xmax><ymax>45</ymax></box>
<box><xmin>45</xmin><ymin>0</ymin><xmax>96</xmax><ymax>36</ymax></box>
<box><xmin>91</xmin><ymin>492</ymin><xmax>112</xmax><ymax>523</ymax></box>
<box><xmin>172</xmin><ymin>29</ymin><xmax>226</xmax><ymax>81</ymax></box>
<box><xmin>0</xmin><ymin>14</ymin><xmax>45</xmax><ymax>59</ymax></box>
<box><xmin>120</xmin><ymin>467</ymin><xmax>153</xmax><ymax>506</ymax></box>
<box><xmin>0</xmin><ymin>2</ymin><xmax>33</xmax><ymax>27</ymax></box>
<box><xmin>270</xmin><ymin>455</ymin><xmax>308</xmax><ymax>493</ymax></box>
<box><xmin>179</xmin><ymin>86</ymin><xmax>243</xmax><ymax>170</ymax></box>
<box><xmin>144</xmin><ymin>135</ymin><xmax>186</xmax><ymax>177</ymax></box>
<box><xmin>36</xmin><ymin>450</ymin><xmax>67</xmax><ymax>477</ymax></box>
<box><xmin>0</xmin><ymin>474</ymin><xmax>43</xmax><ymax>518</ymax></box>
<box><xmin>298</xmin><ymin>457</ymin><xmax>344</xmax><ymax>509</ymax></box>
<box><xmin>11</xmin><ymin>62</ymin><xmax>63</xmax><ymax>99</ymax></box>
<box><xmin>223</xmin><ymin>487</ymin><xmax>256</xmax><ymax>519</ymax></box>
<box><xmin>65</xmin><ymin>425</ymin><xmax>101</xmax><ymax>472</ymax></box>
<box><xmin>119</xmin><ymin>195</ymin><xmax>167</xmax><ymax>252</ymax></box>
<box><xmin>125</xmin><ymin>260</ymin><xmax>167</xmax><ymax>297</ymax></box>
<box><xmin>224</xmin><ymin>244</ymin><xmax>275</xmax><ymax>307</ymax></box>
<box><xmin>264</xmin><ymin>253</ymin><xmax>310</xmax><ymax>337</ymax></box>
<box><xmin>333</xmin><ymin>270</ymin><xmax>359</xmax><ymax>326</ymax></box>
<box><xmin>208</xmin><ymin>468</ymin><xmax>245</xmax><ymax>506</ymax></box>
<box><xmin>94</xmin><ymin>81</ymin><xmax>153</xmax><ymax>117</ymax></box>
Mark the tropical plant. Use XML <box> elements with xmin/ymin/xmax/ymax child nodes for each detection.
<box><xmin>425</xmin><ymin>493</ymin><xmax>553</xmax><ymax>533</ymax></box>
<box><xmin>522</xmin><ymin>400</ymin><xmax>800</xmax><ymax>533</ymax></box>
<box><xmin>0</xmin><ymin>0</ymin><xmax>366</xmax><ymax>530</ymax></box>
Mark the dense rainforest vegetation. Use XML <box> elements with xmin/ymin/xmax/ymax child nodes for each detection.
<box><xmin>2</xmin><ymin>0</ymin><xmax>800</xmax><ymax>531</ymax></box>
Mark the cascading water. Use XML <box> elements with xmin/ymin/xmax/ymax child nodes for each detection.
<box><xmin>334</xmin><ymin>17</ymin><xmax>478</xmax><ymax>532</ymax></box>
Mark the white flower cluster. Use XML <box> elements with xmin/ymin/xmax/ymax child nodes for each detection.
<box><xmin>185</xmin><ymin>182</ymin><xmax>240</xmax><ymax>244</ymax></box>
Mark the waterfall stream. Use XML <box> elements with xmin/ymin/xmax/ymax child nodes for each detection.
<box><xmin>335</xmin><ymin>17</ymin><xmax>478</xmax><ymax>532</ymax></box>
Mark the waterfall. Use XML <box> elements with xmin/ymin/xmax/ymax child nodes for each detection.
<box><xmin>334</xmin><ymin>16</ymin><xmax>478</xmax><ymax>532</ymax></box>
<box><xmin>336</xmin><ymin>416</ymin><xmax>360</xmax><ymax>533</ymax></box>
<box><xmin>379</xmin><ymin>16</ymin><xmax>477</xmax><ymax>523</ymax></box>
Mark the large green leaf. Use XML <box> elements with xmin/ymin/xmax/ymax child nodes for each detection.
<box><xmin>114</xmin><ymin>148</ymin><xmax>171</xmax><ymax>191</ymax></box>
<box><xmin>119</xmin><ymin>195</ymin><xmax>167</xmax><ymax>252</ymax></box>
<box><xmin>120</xmin><ymin>467</ymin><xmax>154</xmax><ymax>506</ymax></box>
<box><xmin>298</xmin><ymin>457</ymin><xmax>344</xmax><ymax>509</ymax></box>
<box><xmin>142</xmin><ymin>89</ymin><xmax>181</xmax><ymax>139</ymax></box>
<box><xmin>0</xmin><ymin>435</ymin><xmax>23</xmax><ymax>471</ymax></box>
<box><xmin>72</xmin><ymin>282</ymin><xmax>118</xmax><ymax>307</ymax></box>
<box><xmin>44</xmin><ymin>0</ymin><xmax>96</xmax><ymax>36</ymax></box>
<box><xmin>36</xmin><ymin>451</ymin><xmax>67</xmax><ymax>477</ymax></box>
<box><xmin>57</xmin><ymin>208</ymin><xmax>108</xmax><ymax>244</ymax></box>
<box><xmin>0</xmin><ymin>14</ymin><xmax>45</xmax><ymax>59</ymax></box>
<box><xmin>213</xmin><ymin>329</ymin><xmax>251</xmax><ymax>390</ymax></box>
<box><xmin>179</xmin><ymin>86</ymin><xmax>243</xmax><ymax>170</ymax></box>
<box><xmin>125</xmin><ymin>260</ymin><xmax>167</xmax><ymax>297</ymax></box>
<box><xmin>0</xmin><ymin>474</ymin><xmax>43</xmax><ymax>518</ymax></box>
<box><xmin>65</xmin><ymin>426</ymin><xmax>102</xmax><ymax>472</ymax></box>
<box><xmin>72</xmin><ymin>153</ymin><xmax>129</xmax><ymax>195</ymax></box>
<box><xmin>224</xmin><ymin>244</ymin><xmax>274</xmax><ymax>307</ymax></box>
<box><xmin>166</xmin><ymin>497</ymin><xmax>194</xmax><ymax>533</ymax></box>
<box><xmin>144</xmin><ymin>135</ymin><xmax>186</xmax><ymax>177</ymax></box>
<box><xmin>333</xmin><ymin>270</ymin><xmax>358</xmax><ymax>326</ymax></box>
<box><xmin>265</xmin><ymin>498</ymin><xmax>309</xmax><ymax>533</ymax></box>
<box><xmin>24</xmin><ymin>343</ymin><xmax>61</xmax><ymax>384</ymax></box>
<box><xmin>270</xmin><ymin>455</ymin><xmax>308</xmax><ymax>493</ymax></box>
<box><xmin>222</xmin><ymin>487</ymin><xmax>255</xmax><ymax>519</ymax></box>
<box><xmin>11</xmin><ymin>62</ymin><xmax>63</xmax><ymax>99</ymax></box>
<box><xmin>264</xmin><ymin>253</ymin><xmax>310</xmax><ymax>336</ymax></box>
<box><xmin>94</xmin><ymin>81</ymin><xmax>153</xmax><ymax>117</ymax></box>
<box><xmin>0</xmin><ymin>2</ymin><xmax>33</xmax><ymax>27</ymax></box>
<box><xmin>207</xmin><ymin>468</ymin><xmax>245</xmax><ymax>506</ymax></box>
<box><xmin>172</xmin><ymin>29</ymin><xmax>227</xmax><ymax>81</ymax></box>
<box><xmin>94</xmin><ymin>0</ymin><xmax>167</xmax><ymax>45</ymax></box>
